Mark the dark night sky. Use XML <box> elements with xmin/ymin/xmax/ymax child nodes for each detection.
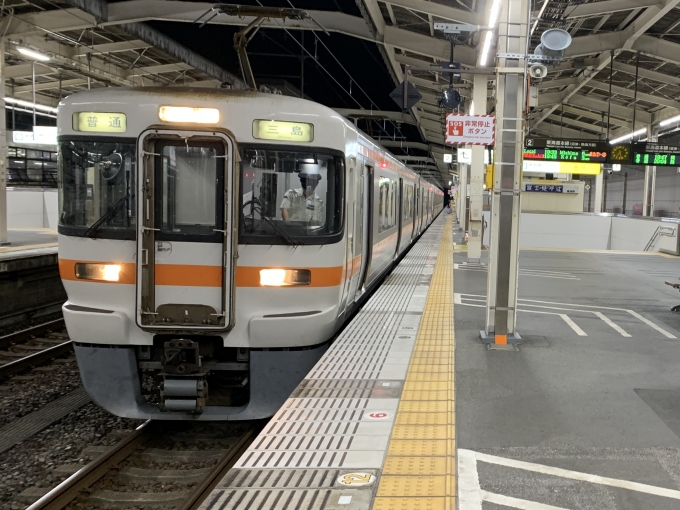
<box><xmin>141</xmin><ymin>0</ymin><xmax>423</xmax><ymax>142</ymax></box>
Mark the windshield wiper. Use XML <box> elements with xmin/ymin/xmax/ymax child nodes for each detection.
<box><xmin>84</xmin><ymin>195</ymin><xmax>129</xmax><ymax>238</ymax></box>
<box><xmin>248</xmin><ymin>201</ymin><xmax>300</xmax><ymax>247</ymax></box>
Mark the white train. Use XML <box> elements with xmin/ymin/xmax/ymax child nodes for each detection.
<box><xmin>57</xmin><ymin>88</ymin><xmax>443</xmax><ymax>420</ymax></box>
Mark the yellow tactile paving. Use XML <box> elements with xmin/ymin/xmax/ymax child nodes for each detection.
<box><xmin>395</xmin><ymin>413</ymin><xmax>448</xmax><ymax>425</ymax></box>
<box><xmin>383</xmin><ymin>456</ymin><xmax>448</xmax><ymax>475</ymax></box>
<box><xmin>372</xmin><ymin>216</ymin><xmax>456</xmax><ymax>510</ymax></box>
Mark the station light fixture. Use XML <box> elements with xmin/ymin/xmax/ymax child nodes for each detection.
<box><xmin>480</xmin><ymin>0</ymin><xmax>502</xmax><ymax>66</ymax></box>
<box><xmin>17</xmin><ymin>47</ymin><xmax>50</xmax><ymax>61</ymax></box>
<box><xmin>4</xmin><ymin>97</ymin><xmax>58</xmax><ymax>114</ymax></box>
<box><xmin>158</xmin><ymin>106</ymin><xmax>219</xmax><ymax>124</ymax></box>
<box><xmin>609</xmin><ymin>128</ymin><xmax>647</xmax><ymax>145</ymax></box>
<box><xmin>660</xmin><ymin>114</ymin><xmax>680</xmax><ymax>128</ymax></box>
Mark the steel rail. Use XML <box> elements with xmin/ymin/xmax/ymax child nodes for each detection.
<box><xmin>0</xmin><ymin>318</ymin><xmax>65</xmax><ymax>350</ymax></box>
<box><xmin>25</xmin><ymin>421</ymin><xmax>260</xmax><ymax>510</ymax></box>
<box><xmin>178</xmin><ymin>424</ymin><xmax>262</xmax><ymax>510</ymax></box>
<box><xmin>0</xmin><ymin>340</ymin><xmax>73</xmax><ymax>379</ymax></box>
<box><xmin>26</xmin><ymin>421</ymin><xmax>156</xmax><ymax>510</ymax></box>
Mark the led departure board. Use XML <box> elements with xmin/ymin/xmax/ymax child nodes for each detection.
<box><xmin>523</xmin><ymin>138</ymin><xmax>609</xmax><ymax>163</ymax></box>
<box><xmin>632</xmin><ymin>143</ymin><xmax>680</xmax><ymax>166</ymax></box>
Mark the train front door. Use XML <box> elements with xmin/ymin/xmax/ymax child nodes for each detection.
<box><xmin>137</xmin><ymin>131</ymin><xmax>235</xmax><ymax>330</ymax></box>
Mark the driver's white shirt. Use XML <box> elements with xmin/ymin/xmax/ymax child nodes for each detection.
<box><xmin>280</xmin><ymin>188</ymin><xmax>325</xmax><ymax>222</ymax></box>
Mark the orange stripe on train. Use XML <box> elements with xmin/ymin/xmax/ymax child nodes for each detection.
<box><xmin>58</xmin><ymin>259</ymin><xmax>344</xmax><ymax>288</ymax></box>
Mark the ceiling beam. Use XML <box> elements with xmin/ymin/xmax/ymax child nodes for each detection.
<box><xmin>13</xmin><ymin>78</ymin><xmax>88</xmax><ymax>93</ymax></box>
<box><xmin>564</xmin><ymin>0</ymin><xmax>659</xmax><ymax>19</ymax></box>
<box><xmin>612</xmin><ymin>61</ymin><xmax>680</xmax><ymax>85</ymax></box>
<box><xmin>333</xmin><ymin>108</ymin><xmax>417</xmax><ymax>125</ymax></box>
<box><xmin>382</xmin><ymin>0</ymin><xmax>479</xmax><ymax>25</ymax></box>
<box><xmin>544</xmin><ymin>114</ymin><xmax>606</xmax><ymax>135</ymax></box>
<box><xmin>531</xmin><ymin>124</ymin><xmax>599</xmax><ymax>140</ymax></box>
<box><xmin>76</xmin><ymin>40</ymin><xmax>150</xmax><ymax>56</ymax></box>
<box><xmin>559</xmin><ymin>104</ymin><xmax>632</xmax><ymax>128</ymax></box>
<box><xmin>535</xmin><ymin>0</ymin><xmax>680</xmax><ymax>130</ymax></box>
<box><xmin>587</xmin><ymin>80</ymin><xmax>680</xmax><ymax>110</ymax></box>
<box><xmin>537</xmin><ymin>92</ymin><xmax>652</xmax><ymax>124</ymax></box>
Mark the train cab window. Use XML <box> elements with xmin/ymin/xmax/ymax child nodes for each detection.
<box><xmin>240</xmin><ymin>146</ymin><xmax>344</xmax><ymax>245</ymax></box>
<box><xmin>158</xmin><ymin>144</ymin><xmax>222</xmax><ymax>237</ymax></box>
<box><xmin>378</xmin><ymin>177</ymin><xmax>397</xmax><ymax>233</ymax></box>
<box><xmin>58</xmin><ymin>138</ymin><xmax>136</xmax><ymax>240</ymax></box>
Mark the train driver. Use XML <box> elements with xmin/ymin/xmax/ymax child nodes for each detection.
<box><xmin>280</xmin><ymin>164</ymin><xmax>325</xmax><ymax>224</ymax></box>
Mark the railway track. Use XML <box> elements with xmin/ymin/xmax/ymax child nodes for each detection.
<box><xmin>26</xmin><ymin>420</ymin><xmax>262</xmax><ymax>510</ymax></box>
<box><xmin>0</xmin><ymin>319</ymin><xmax>73</xmax><ymax>380</ymax></box>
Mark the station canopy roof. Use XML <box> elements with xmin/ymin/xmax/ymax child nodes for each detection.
<box><xmin>4</xmin><ymin>0</ymin><xmax>680</xmax><ymax>187</ymax></box>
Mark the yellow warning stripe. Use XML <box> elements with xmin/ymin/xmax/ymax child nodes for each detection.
<box><xmin>373</xmin><ymin>216</ymin><xmax>455</xmax><ymax>510</ymax></box>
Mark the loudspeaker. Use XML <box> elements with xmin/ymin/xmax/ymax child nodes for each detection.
<box><xmin>529</xmin><ymin>64</ymin><xmax>548</xmax><ymax>79</ymax></box>
<box><xmin>534</xmin><ymin>28</ymin><xmax>572</xmax><ymax>58</ymax></box>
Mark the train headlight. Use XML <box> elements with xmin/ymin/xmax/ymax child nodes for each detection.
<box><xmin>259</xmin><ymin>269</ymin><xmax>311</xmax><ymax>287</ymax></box>
<box><xmin>75</xmin><ymin>263</ymin><xmax>122</xmax><ymax>282</ymax></box>
<box><xmin>158</xmin><ymin>106</ymin><xmax>219</xmax><ymax>124</ymax></box>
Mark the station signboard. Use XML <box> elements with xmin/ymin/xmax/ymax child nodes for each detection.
<box><xmin>523</xmin><ymin>138</ymin><xmax>609</xmax><ymax>163</ymax></box>
<box><xmin>446</xmin><ymin>114</ymin><xmax>495</xmax><ymax>145</ymax></box>
<box><xmin>631</xmin><ymin>143</ymin><xmax>680</xmax><ymax>166</ymax></box>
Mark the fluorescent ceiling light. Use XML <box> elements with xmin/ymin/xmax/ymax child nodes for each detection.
<box><xmin>609</xmin><ymin>128</ymin><xmax>646</xmax><ymax>145</ymax></box>
<box><xmin>4</xmin><ymin>97</ymin><xmax>58</xmax><ymax>114</ymax></box>
<box><xmin>480</xmin><ymin>0</ymin><xmax>502</xmax><ymax>67</ymax></box>
<box><xmin>660</xmin><ymin>114</ymin><xmax>680</xmax><ymax>127</ymax></box>
<box><xmin>17</xmin><ymin>47</ymin><xmax>50</xmax><ymax>61</ymax></box>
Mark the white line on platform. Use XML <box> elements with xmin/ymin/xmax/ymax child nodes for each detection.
<box><xmin>458</xmin><ymin>449</ymin><xmax>482</xmax><ymax>510</ymax></box>
<box><xmin>454</xmin><ymin>293</ymin><xmax>462</xmax><ymax>304</ymax></box>
<box><xmin>467</xmin><ymin>449</ymin><xmax>680</xmax><ymax>500</ymax></box>
<box><xmin>627</xmin><ymin>310</ymin><xmax>677</xmax><ymax>338</ymax></box>
<box><xmin>453</xmin><ymin>266</ymin><xmax>579</xmax><ymax>280</ymax></box>
<box><xmin>458</xmin><ymin>293</ymin><xmax>674</xmax><ymax>338</ymax></box>
<box><xmin>595</xmin><ymin>312</ymin><xmax>631</xmax><ymax>337</ymax></box>
<box><xmin>559</xmin><ymin>314</ymin><xmax>587</xmax><ymax>336</ymax></box>
<box><xmin>481</xmin><ymin>491</ymin><xmax>569</xmax><ymax>510</ymax></box>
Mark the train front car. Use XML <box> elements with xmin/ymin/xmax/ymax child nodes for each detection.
<box><xmin>57</xmin><ymin>88</ymin><xmax>351</xmax><ymax>420</ymax></box>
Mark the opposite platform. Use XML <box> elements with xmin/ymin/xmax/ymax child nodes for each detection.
<box><xmin>199</xmin><ymin>215</ymin><xmax>456</xmax><ymax>510</ymax></box>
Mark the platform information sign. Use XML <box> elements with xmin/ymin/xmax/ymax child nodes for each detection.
<box><xmin>523</xmin><ymin>138</ymin><xmax>609</xmax><ymax>163</ymax></box>
<box><xmin>632</xmin><ymin>143</ymin><xmax>680</xmax><ymax>166</ymax></box>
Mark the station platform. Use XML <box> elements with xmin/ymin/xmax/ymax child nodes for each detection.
<box><xmin>453</xmin><ymin>226</ymin><xmax>680</xmax><ymax>508</ymax></box>
<box><xmin>0</xmin><ymin>228</ymin><xmax>58</xmax><ymax>259</ymax></box>
<box><xmin>199</xmin><ymin>215</ymin><xmax>455</xmax><ymax>510</ymax></box>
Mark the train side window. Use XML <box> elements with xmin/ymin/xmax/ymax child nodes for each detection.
<box><xmin>378</xmin><ymin>177</ymin><xmax>397</xmax><ymax>233</ymax></box>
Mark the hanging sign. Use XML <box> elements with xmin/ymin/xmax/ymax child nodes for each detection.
<box><xmin>631</xmin><ymin>143</ymin><xmax>680</xmax><ymax>166</ymax></box>
<box><xmin>524</xmin><ymin>138</ymin><xmax>608</xmax><ymax>163</ymax></box>
<box><xmin>446</xmin><ymin>114</ymin><xmax>495</xmax><ymax>145</ymax></box>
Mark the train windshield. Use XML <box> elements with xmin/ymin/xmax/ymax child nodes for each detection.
<box><xmin>240</xmin><ymin>147</ymin><xmax>344</xmax><ymax>245</ymax></box>
<box><xmin>58</xmin><ymin>139</ymin><xmax>136</xmax><ymax>240</ymax></box>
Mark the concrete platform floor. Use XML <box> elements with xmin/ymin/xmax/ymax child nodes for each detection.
<box><xmin>0</xmin><ymin>228</ymin><xmax>57</xmax><ymax>255</ymax></box>
<box><xmin>454</xmin><ymin>225</ymin><xmax>680</xmax><ymax>509</ymax></box>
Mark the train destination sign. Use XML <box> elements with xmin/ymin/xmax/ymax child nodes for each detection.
<box><xmin>523</xmin><ymin>138</ymin><xmax>609</xmax><ymax>163</ymax></box>
<box><xmin>631</xmin><ymin>143</ymin><xmax>680</xmax><ymax>166</ymax></box>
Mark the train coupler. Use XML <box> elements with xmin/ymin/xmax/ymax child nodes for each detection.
<box><xmin>160</xmin><ymin>339</ymin><xmax>209</xmax><ymax>413</ymax></box>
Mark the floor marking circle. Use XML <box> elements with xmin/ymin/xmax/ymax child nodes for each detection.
<box><xmin>336</xmin><ymin>472</ymin><xmax>376</xmax><ymax>486</ymax></box>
